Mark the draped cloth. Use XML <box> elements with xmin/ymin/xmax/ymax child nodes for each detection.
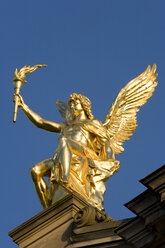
<box><xmin>50</xmin><ymin>120</ymin><xmax>119</xmax><ymax>210</ymax></box>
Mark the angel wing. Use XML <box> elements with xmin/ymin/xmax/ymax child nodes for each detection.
<box><xmin>56</xmin><ymin>100</ymin><xmax>73</xmax><ymax>122</ymax></box>
<box><xmin>103</xmin><ymin>64</ymin><xmax>158</xmax><ymax>155</ymax></box>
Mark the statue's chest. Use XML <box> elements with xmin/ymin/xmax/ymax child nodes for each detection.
<box><xmin>63</xmin><ymin>124</ymin><xmax>82</xmax><ymax>136</ymax></box>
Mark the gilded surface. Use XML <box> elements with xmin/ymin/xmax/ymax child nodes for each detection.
<box><xmin>13</xmin><ymin>64</ymin><xmax>157</xmax><ymax>210</ymax></box>
<box><xmin>13</xmin><ymin>64</ymin><xmax>47</xmax><ymax>122</ymax></box>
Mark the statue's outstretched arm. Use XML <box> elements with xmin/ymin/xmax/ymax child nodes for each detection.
<box><xmin>14</xmin><ymin>94</ymin><xmax>64</xmax><ymax>133</ymax></box>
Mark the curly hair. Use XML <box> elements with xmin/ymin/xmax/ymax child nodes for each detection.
<box><xmin>68</xmin><ymin>93</ymin><xmax>94</xmax><ymax>120</ymax></box>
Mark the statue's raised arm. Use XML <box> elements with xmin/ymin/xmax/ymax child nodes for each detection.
<box><xmin>14</xmin><ymin>94</ymin><xmax>64</xmax><ymax>133</ymax></box>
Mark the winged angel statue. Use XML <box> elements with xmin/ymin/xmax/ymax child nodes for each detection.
<box><xmin>13</xmin><ymin>64</ymin><xmax>157</xmax><ymax>210</ymax></box>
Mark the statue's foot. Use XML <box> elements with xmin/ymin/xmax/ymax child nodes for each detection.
<box><xmin>62</xmin><ymin>175</ymin><xmax>69</xmax><ymax>184</ymax></box>
<box><xmin>61</xmin><ymin>180</ymin><xmax>72</xmax><ymax>189</ymax></box>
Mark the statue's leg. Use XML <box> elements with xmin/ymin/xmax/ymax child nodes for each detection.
<box><xmin>58</xmin><ymin>136</ymin><xmax>84</xmax><ymax>183</ymax></box>
<box><xmin>58</xmin><ymin>136</ymin><xmax>72</xmax><ymax>183</ymax></box>
<box><xmin>30</xmin><ymin>159</ymin><xmax>53</xmax><ymax>209</ymax></box>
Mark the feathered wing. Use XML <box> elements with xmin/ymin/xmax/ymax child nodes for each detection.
<box><xmin>103</xmin><ymin>64</ymin><xmax>158</xmax><ymax>155</ymax></box>
<box><xmin>56</xmin><ymin>100</ymin><xmax>73</xmax><ymax>122</ymax></box>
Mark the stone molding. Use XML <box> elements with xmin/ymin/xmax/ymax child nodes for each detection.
<box><xmin>9</xmin><ymin>193</ymin><xmax>89</xmax><ymax>248</ymax></box>
<box><xmin>116</xmin><ymin>164</ymin><xmax>165</xmax><ymax>248</ymax></box>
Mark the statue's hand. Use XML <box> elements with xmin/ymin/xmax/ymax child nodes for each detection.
<box><xmin>13</xmin><ymin>94</ymin><xmax>25</xmax><ymax>109</ymax></box>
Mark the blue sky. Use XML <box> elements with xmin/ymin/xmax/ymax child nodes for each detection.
<box><xmin>1</xmin><ymin>1</ymin><xmax>165</xmax><ymax>247</ymax></box>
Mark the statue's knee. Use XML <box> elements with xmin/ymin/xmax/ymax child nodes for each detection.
<box><xmin>30</xmin><ymin>165</ymin><xmax>40</xmax><ymax>178</ymax></box>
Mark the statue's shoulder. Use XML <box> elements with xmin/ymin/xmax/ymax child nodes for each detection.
<box><xmin>90</xmin><ymin>118</ymin><xmax>103</xmax><ymax>127</ymax></box>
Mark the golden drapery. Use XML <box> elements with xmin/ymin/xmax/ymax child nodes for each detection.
<box><xmin>49</xmin><ymin>121</ymin><xmax>119</xmax><ymax>210</ymax></box>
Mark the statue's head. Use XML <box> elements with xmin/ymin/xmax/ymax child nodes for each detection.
<box><xmin>68</xmin><ymin>93</ymin><xmax>94</xmax><ymax>120</ymax></box>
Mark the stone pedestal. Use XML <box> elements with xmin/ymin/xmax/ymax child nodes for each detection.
<box><xmin>9</xmin><ymin>193</ymin><xmax>89</xmax><ymax>248</ymax></box>
<box><xmin>9</xmin><ymin>192</ymin><xmax>130</xmax><ymax>248</ymax></box>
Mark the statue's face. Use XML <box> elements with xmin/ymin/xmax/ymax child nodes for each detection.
<box><xmin>70</xmin><ymin>99</ymin><xmax>83</xmax><ymax>116</ymax></box>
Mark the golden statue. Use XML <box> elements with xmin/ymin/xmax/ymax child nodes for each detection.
<box><xmin>13</xmin><ymin>64</ymin><xmax>157</xmax><ymax>211</ymax></box>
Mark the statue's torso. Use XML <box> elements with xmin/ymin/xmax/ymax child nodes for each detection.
<box><xmin>62</xmin><ymin>122</ymin><xmax>94</xmax><ymax>146</ymax></box>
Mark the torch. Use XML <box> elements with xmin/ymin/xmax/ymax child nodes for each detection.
<box><xmin>13</xmin><ymin>64</ymin><xmax>47</xmax><ymax>123</ymax></box>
